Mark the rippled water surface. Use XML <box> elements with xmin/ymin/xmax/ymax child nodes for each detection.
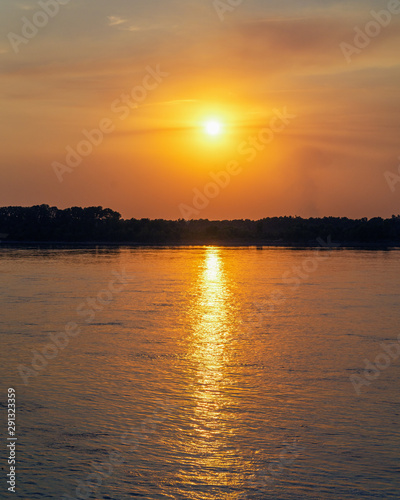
<box><xmin>1</xmin><ymin>247</ymin><xmax>399</xmax><ymax>499</ymax></box>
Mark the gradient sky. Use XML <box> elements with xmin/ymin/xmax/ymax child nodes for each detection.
<box><xmin>1</xmin><ymin>0</ymin><xmax>399</xmax><ymax>219</ymax></box>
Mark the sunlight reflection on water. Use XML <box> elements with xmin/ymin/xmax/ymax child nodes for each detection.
<box><xmin>1</xmin><ymin>247</ymin><xmax>400</xmax><ymax>499</ymax></box>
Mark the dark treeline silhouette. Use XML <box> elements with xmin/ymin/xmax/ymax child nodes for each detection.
<box><xmin>1</xmin><ymin>205</ymin><xmax>400</xmax><ymax>246</ymax></box>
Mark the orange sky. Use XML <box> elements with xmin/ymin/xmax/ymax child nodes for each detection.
<box><xmin>1</xmin><ymin>0</ymin><xmax>400</xmax><ymax>219</ymax></box>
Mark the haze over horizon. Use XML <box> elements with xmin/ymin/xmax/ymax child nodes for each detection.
<box><xmin>1</xmin><ymin>0</ymin><xmax>399</xmax><ymax>219</ymax></box>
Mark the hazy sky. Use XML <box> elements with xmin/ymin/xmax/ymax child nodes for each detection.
<box><xmin>1</xmin><ymin>0</ymin><xmax>399</xmax><ymax>219</ymax></box>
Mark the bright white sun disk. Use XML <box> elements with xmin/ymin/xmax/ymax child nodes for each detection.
<box><xmin>205</xmin><ymin>120</ymin><xmax>222</xmax><ymax>136</ymax></box>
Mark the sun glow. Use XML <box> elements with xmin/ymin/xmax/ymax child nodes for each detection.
<box><xmin>204</xmin><ymin>120</ymin><xmax>223</xmax><ymax>137</ymax></box>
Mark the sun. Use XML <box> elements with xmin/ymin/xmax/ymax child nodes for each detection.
<box><xmin>204</xmin><ymin>120</ymin><xmax>223</xmax><ymax>137</ymax></box>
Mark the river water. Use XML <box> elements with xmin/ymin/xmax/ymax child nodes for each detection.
<box><xmin>0</xmin><ymin>246</ymin><xmax>399</xmax><ymax>499</ymax></box>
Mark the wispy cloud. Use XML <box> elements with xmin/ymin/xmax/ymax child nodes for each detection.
<box><xmin>107</xmin><ymin>16</ymin><xmax>153</xmax><ymax>32</ymax></box>
<box><xmin>107</xmin><ymin>15</ymin><xmax>127</xmax><ymax>27</ymax></box>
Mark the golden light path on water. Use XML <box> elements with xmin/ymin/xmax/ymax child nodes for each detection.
<box><xmin>182</xmin><ymin>247</ymin><xmax>246</xmax><ymax>496</ymax></box>
<box><xmin>192</xmin><ymin>247</ymin><xmax>229</xmax><ymax>406</ymax></box>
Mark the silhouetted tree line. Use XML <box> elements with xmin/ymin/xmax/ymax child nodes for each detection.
<box><xmin>1</xmin><ymin>205</ymin><xmax>400</xmax><ymax>246</ymax></box>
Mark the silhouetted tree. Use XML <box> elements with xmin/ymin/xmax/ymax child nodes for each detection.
<box><xmin>0</xmin><ymin>206</ymin><xmax>399</xmax><ymax>246</ymax></box>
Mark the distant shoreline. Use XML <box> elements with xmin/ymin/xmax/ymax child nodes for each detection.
<box><xmin>1</xmin><ymin>206</ymin><xmax>400</xmax><ymax>249</ymax></box>
<box><xmin>1</xmin><ymin>241</ymin><xmax>399</xmax><ymax>250</ymax></box>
